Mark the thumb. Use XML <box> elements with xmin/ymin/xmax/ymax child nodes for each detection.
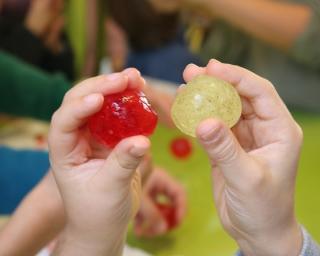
<box><xmin>196</xmin><ymin>119</ymin><xmax>252</xmax><ymax>186</ymax></box>
<box><xmin>102</xmin><ymin>136</ymin><xmax>151</xmax><ymax>184</ymax></box>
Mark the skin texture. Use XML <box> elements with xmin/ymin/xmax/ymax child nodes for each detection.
<box><xmin>184</xmin><ymin>60</ymin><xmax>303</xmax><ymax>256</ymax></box>
<box><xmin>0</xmin><ymin>172</ymin><xmax>65</xmax><ymax>256</ymax></box>
<box><xmin>148</xmin><ymin>0</ymin><xmax>311</xmax><ymax>51</ymax></box>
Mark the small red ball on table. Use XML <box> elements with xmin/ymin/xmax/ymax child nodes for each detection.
<box><xmin>155</xmin><ymin>194</ymin><xmax>178</xmax><ymax>230</ymax></box>
<box><xmin>170</xmin><ymin>137</ymin><xmax>193</xmax><ymax>159</ymax></box>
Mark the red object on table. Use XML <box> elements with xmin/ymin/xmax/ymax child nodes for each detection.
<box><xmin>170</xmin><ymin>137</ymin><xmax>193</xmax><ymax>159</ymax></box>
<box><xmin>88</xmin><ymin>88</ymin><xmax>158</xmax><ymax>148</ymax></box>
<box><xmin>35</xmin><ymin>134</ymin><xmax>45</xmax><ymax>145</ymax></box>
<box><xmin>155</xmin><ymin>194</ymin><xmax>178</xmax><ymax>230</ymax></box>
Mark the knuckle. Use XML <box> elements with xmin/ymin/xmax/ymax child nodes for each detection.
<box><xmin>115</xmin><ymin>150</ymin><xmax>140</xmax><ymax>171</ymax></box>
<box><xmin>262</xmin><ymin>78</ymin><xmax>276</xmax><ymax>94</ymax></box>
<box><xmin>285</xmin><ymin>122</ymin><xmax>304</xmax><ymax>147</ymax></box>
<box><xmin>216</xmin><ymin>136</ymin><xmax>238</xmax><ymax>163</ymax></box>
<box><xmin>294</xmin><ymin>123</ymin><xmax>304</xmax><ymax>145</ymax></box>
<box><xmin>63</xmin><ymin>88</ymin><xmax>75</xmax><ymax>102</ymax></box>
<box><xmin>50</xmin><ymin>110</ymin><xmax>60</xmax><ymax>125</ymax></box>
<box><xmin>209</xmin><ymin>127</ymin><xmax>238</xmax><ymax>164</ymax></box>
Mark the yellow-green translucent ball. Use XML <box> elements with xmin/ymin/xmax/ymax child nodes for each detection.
<box><xmin>171</xmin><ymin>75</ymin><xmax>242</xmax><ymax>137</ymax></box>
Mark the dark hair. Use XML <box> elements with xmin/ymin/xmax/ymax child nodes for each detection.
<box><xmin>107</xmin><ymin>0</ymin><xmax>180</xmax><ymax>51</ymax></box>
<box><xmin>0</xmin><ymin>0</ymin><xmax>31</xmax><ymax>22</ymax></box>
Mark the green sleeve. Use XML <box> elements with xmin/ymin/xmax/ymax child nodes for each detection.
<box><xmin>0</xmin><ymin>51</ymin><xmax>71</xmax><ymax>121</ymax></box>
<box><xmin>291</xmin><ymin>5</ymin><xmax>320</xmax><ymax>70</ymax></box>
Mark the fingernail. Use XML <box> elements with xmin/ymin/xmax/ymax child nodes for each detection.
<box><xmin>83</xmin><ymin>94</ymin><xmax>102</xmax><ymax>105</ymax></box>
<box><xmin>198</xmin><ymin>121</ymin><xmax>219</xmax><ymax>141</ymax></box>
<box><xmin>123</xmin><ymin>68</ymin><xmax>141</xmax><ymax>76</ymax></box>
<box><xmin>141</xmin><ymin>77</ymin><xmax>146</xmax><ymax>86</ymax></box>
<box><xmin>106</xmin><ymin>73</ymin><xmax>122</xmax><ymax>81</ymax></box>
<box><xmin>186</xmin><ymin>63</ymin><xmax>197</xmax><ymax>68</ymax></box>
<box><xmin>129</xmin><ymin>144</ymin><xmax>149</xmax><ymax>158</ymax></box>
<box><xmin>209</xmin><ymin>59</ymin><xmax>221</xmax><ymax>64</ymax></box>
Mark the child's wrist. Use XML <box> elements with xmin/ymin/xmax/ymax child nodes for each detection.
<box><xmin>53</xmin><ymin>225</ymin><xmax>127</xmax><ymax>256</ymax></box>
<box><xmin>236</xmin><ymin>220</ymin><xmax>302</xmax><ymax>256</ymax></box>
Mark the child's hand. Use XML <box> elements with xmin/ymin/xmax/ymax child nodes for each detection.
<box><xmin>48</xmin><ymin>69</ymin><xmax>150</xmax><ymax>256</ymax></box>
<box><xmin>134</xmin><ymin>168</ymin><xmax>187</xmax><ymax>237</ymax></box>
<box><xmin>183</xmin><ymin>60</ymin><xmax>303</xmax><ymax>256</ymax></box>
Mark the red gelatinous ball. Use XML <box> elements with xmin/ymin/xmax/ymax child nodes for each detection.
<box><xmin>88</xmin><ymin>88</ymin><xmax>158</xmax><ymax>148</ymax></box>
<box><xmin>170</xmin><ymin>137</ymin><xmax>193</xmax><ymax>159</ymax></box>
<box><xmin>157</xmin><ymin>203</ymin><xmax>177</xmax><ymax>230</ymax></box>
<box><xmin>154</xmin><ymin>193</ymin><xmax>178</xmax><ymax>230</ymax></box>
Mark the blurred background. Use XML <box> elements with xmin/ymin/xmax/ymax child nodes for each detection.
<box><xmin>0</xmin><ymin>0</ymin><xmax>320</xmax><ymax>255</ymax></box>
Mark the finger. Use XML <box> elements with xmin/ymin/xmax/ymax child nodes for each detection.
<box><xmin>49</xmin><ymin>93</ymin><xmax>104</xmax><ymax>162</ymax></box>
<box><xmin>134</xmin><ymin>197</ymin><xmax>167</xmax><ymax>237</ymax></box>
<box><xmin>102</xmin><ymin>136</ymin><xmax>150</xmax><ymax>184</ymax></box>
<box><xmin>172</xmin><ymin>184</ymin><xmax>187</xmax><ymax>221</ymax></box>
<box><xmin>122</xmin><ymin>68</ymin><xmax>146</xmax><ymax>90</ymax></box>
<box><xmin>176</xmin><ymin>83</ymin><xmax>186</xmax><ymax>94</ymax></box>
<box><xmin>138</xmin><ymin>153</ymin><xmax>153</xmax><ymax>186</ymax></box>
<box><xmin>64</xmin><ymin>73</ymin><xmax>129</xmax><ymax>102</ymax></box>
<box><xmin>206</xmin><ymin>60</ymin><xmax>289</xmax><ymax>120</ymax></box>
<box><xmin>197</xmin><ymin>119</ymin><xmax>259</xmax><ymax>187</ymax></box>
<box><xmin>160</xmin><ymin>182</ymin><xmax>187</xmax><ymax>222</ymax></box>
<box><xmin>183</xmin><ymin>63</ymin><xmax>206</xmax><ymax>82</ymax></box>
<box><xmin>147</xmin><ymin>169</ymin><xmax>187</xmax><ymax>223</ymax></box>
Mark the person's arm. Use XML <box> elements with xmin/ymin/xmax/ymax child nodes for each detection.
<box><xmin>0</xmin><ymin>51</ymin><xmax>70</xmax><ymax>121</ymax></box>
<box><xmin>235</xmin><ymin>227</ymin><xmax>320</xmax><ymax>256</ymax></box>
<box><xmin>0</xmin><ymin>172</ymin><xmax>65</xmax><ymax>256</ymax></box>
<box><xmin>190</xmin><ymin>0</ymin><xmax>312</xmax><ymax>51</ymax></box>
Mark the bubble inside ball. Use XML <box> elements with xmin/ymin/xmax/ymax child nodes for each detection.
<box><xmin>171</xmin><ymin>75</ymin><xmax>242</xmax><ymax>137</ymax></box>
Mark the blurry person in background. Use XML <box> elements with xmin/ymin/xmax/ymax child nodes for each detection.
<box><xmin>0</xmin><ymin>0</ymin><xmax>74</xmax><ymax>80</ymax></box>
<box><xmin>106</xmin><ymin>0</ymin><xmax>201</xmax><ymax>84</ymax></box>
<box><xmin>148</xmin><ymin>0</ymin><xmax>320</xmax><ymax>113</ymax></box>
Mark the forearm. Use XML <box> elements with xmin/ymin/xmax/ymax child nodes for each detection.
<box><xmin>53</xmin><ymin>229</ymin><xmax>126</xmax><ymax>256</ymax></box>
<box><xmin>237</xmin><ymin>220</ymin><xmax>302</xmax><ymax>256</ymax></box>
<box><xmin>236</xmin><ymin>226</ymin><xmax>320</xmax><ymax>256</ymax></box>
<box><xmin>0</xmin><ymin>172</ymin><xmax>65</xmax><ymax>256</ymax></box>
<box><xmin>200</xmin><ymin>0</ymin><xmax>311</xmax><ymax>51</ymax></box>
